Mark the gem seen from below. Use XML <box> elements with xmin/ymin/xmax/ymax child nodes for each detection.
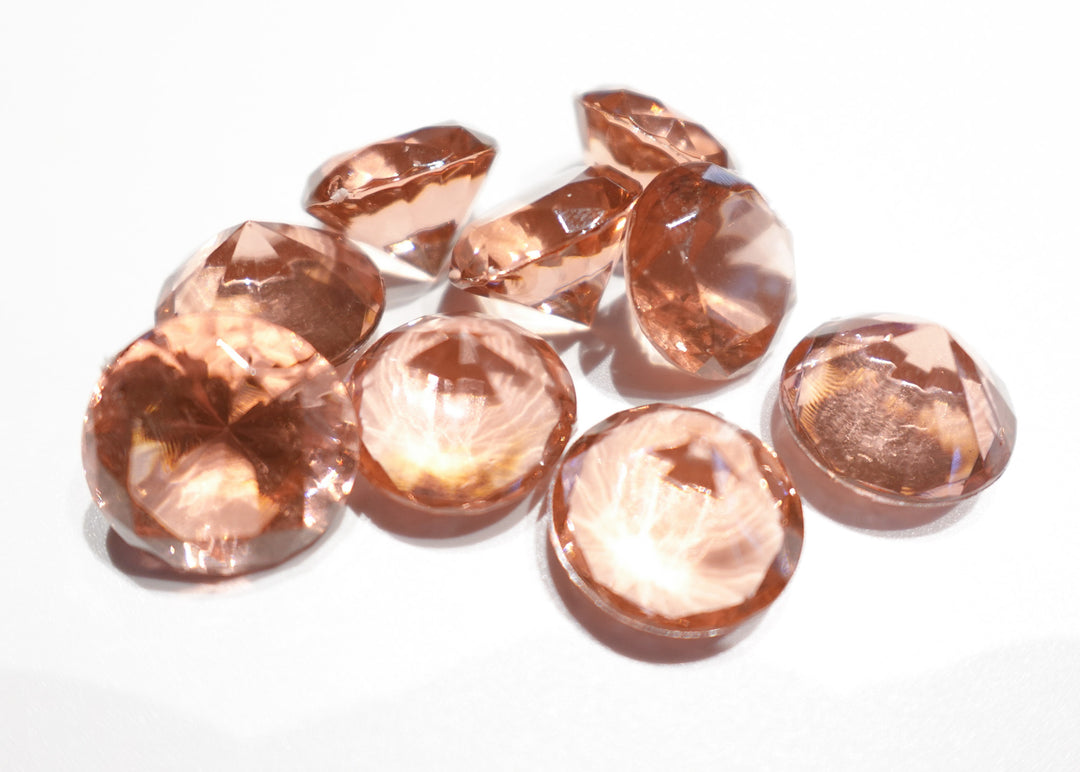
<box><xmin>304</xmin><ymin>124</ymin><xmax>497</xmax><ymax>277</ymax></box>
<box><xmin>449</xmin><ymin>166</ymin><xmax>641</xmax><ymax>326</ymax></box>
<box><xmin>83</xmin><ymin>313</ymin><xmax>360</xmax><ymax>575</ymax></box>
<box><xmin>780</xmin><ymin>315</ymin><xmax>1016</xmax><ymax>503</ymax></box>
<box><xmin>578</xmin><ymin>89</ymin><xmax>731</xmax><ymax>187</ymax></box>
<box><xmin>626</xmin><ymin>163</ymin><xmax>794</xmax><ymax>380</ymax></box>
<box><xmin>550</xmin><ymin>404</ymin><xmax>802</xmax><ymax>638</ymax></box>
<box><xmin>156</xmin><ymin>221</ymin><xmax>385</xmax><ymax>367</ymax></box>
<box><xmin>351</xmin><ymin>314</ymin><xmax>576</xmax><ymax>513</ymax></box>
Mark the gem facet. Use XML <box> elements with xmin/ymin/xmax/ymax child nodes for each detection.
<box><xmin>82</xmin><ymin>313</ymin><xmax>360</xmax><ymax>575</ymax></box>
<box><xmin>578</xmin><ymin>89</ymin><xmax>731</xmax><ymax>187</ymax></box>
<box><xmin>550</xmin><ymin>404</ymin><xmax>802</xmax><ymax>637</ymax></box>
<box><xmin>780</xmin><ymin>315</ymin><xmax>1016</xmax><ymax>503</ymax></box>
<box><xmin>626</xmin><ymin>163</ymin><xmax>794</xmax><ymax>380</ymax></box>
<box><xmin>448</xmin><ymin>166</ymin><xmax>641</xmax><ymax>326</ymax></box>
<box><xmin>350</xmin><ymin>314</ymin><xmax>576</xmax><ymax>513</ymax></box>
<box><xmin>304</xmin><ymin>124</ymin><xmax>496</xmax><ymax>277</ymax></box>
<box><xmin>156</xmin><ymin>221</ymin><xmax>385</xmax><ymax>366</ymax></box>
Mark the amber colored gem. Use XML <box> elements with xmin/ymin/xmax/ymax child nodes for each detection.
<box><xmin>550</xmin><ymin>404</ymin><xmax>802</xmax><ymax>637</ymax></box>
<box><xmin>448</xmin><ymin>166</ymin><xmax>641</xmax><ymax>326</ymax></box>
<box><xmin>156</xmin><ymin>221</ymin><xmax>385</xmax><ymax>366</ymax></box>
<box><xmin>82</xmin><ymin>313</ymin><xmax>360</xmax><ymax>575</ymax></box>
<box><xmin>578</xmin><ymin>89</ymin><xmax>731</xmax><ymax>187</ymax></box>
<box><xmin>626</xmin><ymin>163</ymin><xmax>794</xmax><ymax>380</ymax></box>
<box><xmin>304</xmin><ymin>124</ymin><xmax>496</xmax><ymax>277</ymax></box>
<box><xmin>350</xmin><ymin>314</ymin><xmax>576</xmax><ymax>513</ymax></box>
<box><xmin>780</xmin><ymin>315</ymin><xmax>1017</xmax><ymax>503</ymax></box>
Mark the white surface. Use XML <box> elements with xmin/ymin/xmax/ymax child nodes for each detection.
<box><xmin>2</xmin><ymin>1</ymin><xmax>1078</xmax><ymax>769</ymax></box>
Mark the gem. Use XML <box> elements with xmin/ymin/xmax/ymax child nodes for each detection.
<box><xmin>578</xmin><ymin>89</ymin><xmax>732</xmax><ymax>187</ymax></box>
<box><xmin>82</xmin><ymin>313</ymin><xmax>359</xmax><ymax>575</ymax></box>
<box><xmin>780</xmin><ymin>315</ymin><xmax>1016</xmax><ymax>503</ymax></box>
<box><xmin>304</xmin><ymin>124</ymin><xmax>496</xmax><ymax>277</ymax></box>
<box><xmin>448</xmin><ymin>166</ymin><xmax>641</xmax><ymax>326</ymax></box>
<box><xmin>625</xmin><ymin>163</ymin><xmax>794</xmax><ymax>380</ymax></box>
<box><xmin>550</xmin><ymin>404</ymin><xmax>802</xmax><ymax>637</ymax></box>
<box><xmin>156</xmin><ymin>221</ymin><xmax>385</xmax><ymax>367</ymax></box>
<box><xmin>350</xmin><ymin>314</ymin><xmax>576</xmax><ymax>513</ymax></box>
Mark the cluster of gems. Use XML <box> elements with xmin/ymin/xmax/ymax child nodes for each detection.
<box><xmin>83</xmin><ymin>89</ymin><xmax>1016</xmax><ymax>639</ymax></box>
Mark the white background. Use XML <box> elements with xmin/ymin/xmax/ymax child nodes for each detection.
<box><xmin>2</xmin><ymin>1</ymin><xmax>1078</xmax><ymax>769</ymax></box>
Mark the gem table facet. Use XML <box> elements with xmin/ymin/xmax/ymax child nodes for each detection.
<box><xmin>156</xmin><ymin>221</ymin><xmax>385</xmax><ymax>367</ymax></box>
<box><xmin>351</xmin><ymin>314</ymin><xmax>576</xmax><ymax>513</ymax></box>
<box><xmin>626</xmin><ymin>164</ymin><xmax>794</xmax><ymax>380</ymax></box>
<box><xmin>82</xmin><ymin>313</ymin><xmax>360</xmax><ymax>575</ymax></box>
<box><xmin>448</xmin><ymin>166</ymin><xmax>641</xmax><ymax>326</ymax></box>
<box><xmin>304</xmin><ymin>124</ymin><xmax>496</xmax><ymax>277</ymax></box>
<box><xmin>578</xmin><ymin>89</ymin><xmax>732</xmax><ymax>187</ymax></box>
<box><xmin>550</xmin><ymin>404</ymin><xmax>803</xmax><ymax>637</ymax></box>
<box><xmin>780</xmin><ymin>315</ymin><xmax>1017</xmax><ymax>503</ymax></box>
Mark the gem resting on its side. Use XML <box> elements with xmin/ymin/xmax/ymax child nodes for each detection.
<box><xmin>156</xmin><ymin>221</ymin><xmax>385</xmax><ymax>367</ymax></box>
<box><xmin>304</xmin><ymin>124</ymin><xmax>497</xmax><ymax>277</ymax></box>
<box><xmin>780</xmin><ymin>315</ymin><xmax>1016</xmax><ymax>503</ymax></box>
<box><xmin>578</xmin><ymin>89</ymin><xmax>731</xmax><ymax>187</ymax></box>
<box><xmin>448</xmin><ymin>166</ymin><xmax>641</xmax><ymax>326</ymax></box>
<box><xmin>550</xmin><ymin>404</ymin><xmax>802</xmax><ymax>637</ymax></box>
<box><xmin>82</xmin><ymin>313</ymin><xmax>360</xmax><ymax>575</ymax></box>
<box><xmin>350</xmin><ymin>314</ymin><xmax>576</xmax><ymax>513</ymax></box>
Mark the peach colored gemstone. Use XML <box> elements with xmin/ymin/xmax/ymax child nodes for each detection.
<box><xmin>156</xmin><ymin>221</ymin><xmax>385</xmax><ymax>367</ymax></box>
<box><xmin>448</xmin><ymin>166</ymin><xmax>641</xmax><ymax>326</ymax></box>
<box><xmin>578</xmin><ymin>89</ymin><xmax>731</xmax><ymax>187</ymax></box>
<box><xmin>350</xmin><ymin>314</ymin><xmax>576</xmax><ymax>513</ymax></box>
<box><xmin>304</xmin><ymin>124</ymin><xmax>496</xmax><ymax>277</ymax></box>
<box><xmin>780</xmin><ymin>315</ymin><xmax>1017</xmax><ymax>503</ymax></box>
<box><xmin>626</xmin><ymin>163</ymin><xmax>794</xmax><ymax>380</ymax></box>
<box><xmin>550</xmin><ymin>404</ymin><xmax>802</xmax><ymax>637</ymax></box>
<box><xmin>82</xmin><ymin>313</ymin><xmax>359</xmax><ymax>575</ymax></box>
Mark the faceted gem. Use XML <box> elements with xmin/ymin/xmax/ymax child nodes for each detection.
<box><xmin>780</xmin><ymin>315</ymin><xmax>1017</xmax><ymax>503</ymax></box>
<box><xmin>82</xmin><ymin>313</ymin><xmax>360</xmax><ymax>575</ymax></box>
<box><xmin>626</xmin><ymin>163</ymin><xmax>794</xmax><ymax>380</ymax></box>
<box><xmin>304</xmin><ymin>124</ymin><xmax>497</xmax><ymax>277</ymax></box>
<box><xmin>550</xmin><ymin>404</ymin><xmax>802</xmax><ymax>637</ymax></box>
<box><xmin>578</xmin><ymin>89</ymin><xmax>731</xmax><ymax>187</ymax></box>
<box><xmin>350</xmin><ymin>314</ymin><xmax>576</xmax><ymax>513</ymax></box>
<box><xmin>156</xmin><ymin>221</ymin><xmax>385</xmax><ymax>367</ymax></box>
<box><xmin>448</xmin><ymin>166</ymin><xmax>641</xmax><ymax>326</ymax></box>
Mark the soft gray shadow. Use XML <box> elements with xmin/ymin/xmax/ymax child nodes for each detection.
<box><xmin>382</xmin><ymin>270</ymin><xmax>444</xmax><ymax>306</ymax></box>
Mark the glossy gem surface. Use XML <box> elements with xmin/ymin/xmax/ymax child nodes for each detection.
<box><xmin>304</xmin><ymin>124</ymin><xmax>496</xmax><ymax>277</ymax></box>
<box><xmin>83</xmin><ymin>313</ymin><xmax>360</xmax><ymax>575</ymax></box>
<box><xmin>626</xmin><ymin>163</ymin><xmax>794</xmax><ymax>380</ymax></box>
<box><xmin>780</xmin><ymin>315</ymin><xmax>1016</xmax><ymax>503</ymax></box>
<box><xmin>449</xmin><ymin>166</ymin><xmax>641</xmax><ymax>325</ymax></box>
<box><xmin>351</xmin><ymin>314</ymin><xmax>576</xmax><ymax>513</ymax></box>
<box><xmin>551</xmin><ymin>404</ymin><xmax>802</xmax><ymax>637</ymax></box>
<box><xmin>157</xmin><ymin>221</ymin><xmax>384</xmax><ymax>366</ymax></box>
<box><xmin>578</xmin><ymin>89</ymin><xmax>731</xmax><ymax>187</ymax></box>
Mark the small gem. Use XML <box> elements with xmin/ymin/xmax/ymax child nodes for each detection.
<box><xmin>626</xmin><ymin>163</ymin><xmax>794</xmax><ymax>380</ymax></box>
<box><xmin>304</xmin><ymin>125</ymin><xmax>496</xmax><ymax>277</ymax></box>
<box><xmin>780</xmin><ymin>315</ymin><xmax>1017</xmax><ymax>503</ymax></box>
<box><xmin>82</xmin><ymin>313</ymin><xmax>360</xmax><ymax>575</ymax></box>
<box><xmin>157</xmin><ymin>221</ymin><xmax>385</xmax><ymax>366</ymax></box>
<box><xmin>550</xmin><ymin>404</ymin><xmax>802</xmax><ymax>637</ymax></box>
<box><xmin>350</xmin><ymin>314</ymin><xmax>576</xmax><ymax>513</ymax></box>
<box><xmin>448</xmin><ymin>166</ymin><xmax>641</xmax><ymax>326</ymax></box>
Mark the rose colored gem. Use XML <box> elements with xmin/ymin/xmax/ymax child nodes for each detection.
<box><xmin>780</xmin><ymin>315</ymin><xmax>1017</xmax><ymax>503</ymax></box>
<box><xmin>626</xmin><ymin>163</ymin><xmax>794</xmax><ymax>380</ymax></box>
<box><xmin>550</xmin><ymin>404</ymin><xmax>802</xmax><ymax>637</ymax></box>
<box><xmin>156</xmin><ymin>221</ymin><xmax>385</xmax><ymax>367</ymax></box>
<box><xmin>350</xmin><ymin>314</ymin><xmax>576</xmax><ymax>513</ymax></box>
<box><xmin>304</xmin><ymin>124</ymin><xmax>496</xmax><ymax>277</ymax></box>
<box><xmin>448</xmin><ymin>166</ymin><xmax>641</xmax><ymax>326</ymax></box>
<box><xmin>578</xmin><ymin>89</ymin><xmax>732</xmax><ymax>187</ymax></box>
<box><xmin>82</xmin><ymin>313</ymin><xmax>359</xmax><ymax>575</ymax></box>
